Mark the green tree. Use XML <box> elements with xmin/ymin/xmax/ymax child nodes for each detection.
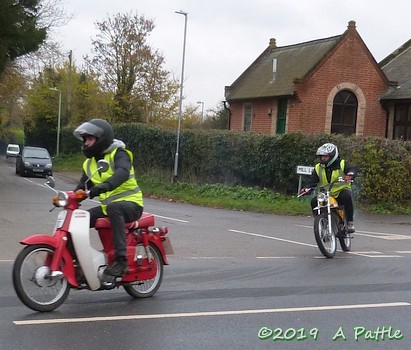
<box><xmin>202</xmin><ymin>103</ymin><xmax>230</xmax><ymax>130</ymax></box>
<box><xmin>0</xmin><ymin>0</ymin><xmax>47</xmax><ymax>77</ymax></box>
<box><xmin>85</xmin><ymin>12</ymin><xmax>179</xmax><ymax>124</ymax></box>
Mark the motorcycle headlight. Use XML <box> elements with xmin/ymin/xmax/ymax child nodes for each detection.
<box><xmin>52</xmin><ymin>191</ymin><xmax>68</xmax><ymax>207</ymax></box>
<box><xmin>317</xmin><ymin>193</ymin><xmax>327</xmax><ymax>205</ymax></box>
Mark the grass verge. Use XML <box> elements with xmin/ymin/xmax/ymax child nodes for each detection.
<box><xmin>53</xmin><ymin>153</ymin><xmax>411</xmax><ymax>216</ymax></box>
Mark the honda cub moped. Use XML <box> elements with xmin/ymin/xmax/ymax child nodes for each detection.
<box><xmin>13</xmin><ymin>160</ymin><xmax>172</xmax><ymax>312</ymax></box>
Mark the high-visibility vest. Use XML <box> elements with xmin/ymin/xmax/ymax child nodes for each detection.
<box><xmin>83</xmin><ymin>148</ymin><xmax>143</xmax><ymax>214</ymax></box>
<box><xmin>315</xmin><ymin>160</ymin><xmax>351</xmax><ymax>198</ymax></box>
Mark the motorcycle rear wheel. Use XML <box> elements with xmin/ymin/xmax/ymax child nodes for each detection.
<box><xmin>124</xmin><ymin>243</ymin><xmax>163</xmax><ymax>298</ymax></box>
<box><xmin>13</xmin><ymin>245</ymin><xmax>70</xmax><ymax>312</ymax></box>
<box><xmin>314</xmin><ymin>213</ymin><xmax>337</xmax><ymax>258</ymax></box>
<box><xmin>338</xmin><ymin>220</ymin><xmax>352</xmax><ymax>252</ymax></box>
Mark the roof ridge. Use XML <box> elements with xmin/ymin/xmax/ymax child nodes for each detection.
<box><xmin>380</xmin><ymin>38</ymin><xmax>411</xmax><ymax>68</ymax></box>
<box><xmin>274</xmin><ymin>34</ymin><xmax>342</xmax><ymax>51</ymax></box>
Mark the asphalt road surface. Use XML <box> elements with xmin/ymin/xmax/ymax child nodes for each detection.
<box><xmin>1</xmin><ymin>156</ymin><xmax>411</xmax><ymax>350</ymax></box>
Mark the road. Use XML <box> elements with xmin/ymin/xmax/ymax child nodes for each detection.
<box><xmin>1</xmin><ymin>156</ymin><xmax>411</xmax><ymax>349</ymax></box>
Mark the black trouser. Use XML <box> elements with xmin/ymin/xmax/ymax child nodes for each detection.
<box><xmin>310</xmin><ymin>189</ymin><xmax>354</xmax><ymax>222</ymax></box>
<box><xmin>89</xmin><ymin>201</ymin><xmax>143</xmax><ymax>259</ymax></box>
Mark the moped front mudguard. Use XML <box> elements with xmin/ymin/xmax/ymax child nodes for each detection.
<box><xmin>19</xmin><ymin>234</ymin><xmax>78</xmax><ymax>287</ymax></box>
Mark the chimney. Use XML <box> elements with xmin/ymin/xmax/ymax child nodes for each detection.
<box><xmin>269</xmin><ymin>38</ymin><xmax>277</xmax><ymax>51</ymax></box>
<box><xmin>347</xmin><ymin>20</ymin><xmax>356</xmax><ymax>30</ymax></box>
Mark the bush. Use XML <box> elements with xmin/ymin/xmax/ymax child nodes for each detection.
<box><xmin>60</xmin><ymin>123</ymin><xmax>411</xmax><ymax>206</ymax></box>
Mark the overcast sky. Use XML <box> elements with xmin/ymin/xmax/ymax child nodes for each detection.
<box><xmin>54</xmin><ymin>0</ymin><xmax>411</xmax><ymax>113</ymax></box>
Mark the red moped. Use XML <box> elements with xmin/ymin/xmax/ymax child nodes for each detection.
<box><xmin>13</xmin><ymin>160</ymin><xmax>172</xmax><ymax>312</ymax></box>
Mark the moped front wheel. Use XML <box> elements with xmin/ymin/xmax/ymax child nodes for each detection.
<box><xmin>12</xmin><ymin>245</ymin><xmax>70</xmax><ymax>312</ymax></box>
<box><xmin>124</xmin><ymin>243</ymin><xmax>163</xmax><ymax>298</ymax></box>
<box><xmin>314</xmin><ymin>213</ymin><xmax>337</xmax><ymax>258</ymax></box>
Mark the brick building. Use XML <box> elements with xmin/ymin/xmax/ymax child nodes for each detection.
<box><xmin>380</xmin><ymin>39</ymin><xmax>411</xmax><ymax>140</ymax></box>
<box><xmin>224</xmin><ymin>21</ymin><xmax>409</xmax><ymax>140</ymax></box>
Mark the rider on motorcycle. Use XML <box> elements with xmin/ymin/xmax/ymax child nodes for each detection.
<box><xmin>300</xmin><ymin>143</ymin><xmax>358</xmax><ymax>233</ymax></box>
<box><xmin>73</xmin><ymin>119</ymin><xmax>144</xmax><ymax>277</ymax></box>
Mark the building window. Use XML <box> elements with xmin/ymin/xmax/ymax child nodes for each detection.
<box><xmin>331</xmin><ymin>90</ymin><xmax>357</xmax><ymax>135</ymax></box>
<box><xmin>394</xmin><ymin>103</ymin><xmax>411</xmax><ymax>141</ymax></box>
<box><xmin>276</xmin><ymin>98</ymin><xmax>287</xmax><ymax>134</ymax></box>
<box><xmin>244</xmin><ymin>105</ymin><xmax>252</xmax><ymax>132</ymax></box>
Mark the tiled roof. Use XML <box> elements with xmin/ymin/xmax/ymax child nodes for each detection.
<box><xmin>225</xmin><ymin>35</ymin><xmax>341</xmax><ymax>101</ymax></box>
<box><xmin>380</xmin><ymin>39</ymin><xmax>411</xmax><ymax>100</ymax></box>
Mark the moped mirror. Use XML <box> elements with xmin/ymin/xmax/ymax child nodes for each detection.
<box><xmin>97</xmin><ymin>160</ymin><xmax>109</xmax><ymax>173</ymax></box>
<box><xmin>45</xmin><ymin>176</ymin><xmax>56</xmax><ymax>189</ymax></box>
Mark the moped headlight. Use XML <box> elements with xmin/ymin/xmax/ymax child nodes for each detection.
<box><xmin>317</xmin><ymin>193</ymin><xmax>327</xmax><ymax>205</ymax></box>
<box><xmin>52</xmin><ymin>191</ymin><xmax>68</xmax><ymax>207</ymax></box>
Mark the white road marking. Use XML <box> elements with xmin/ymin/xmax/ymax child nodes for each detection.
<box><xmin>14</xmin><ymin>302</ymin><xmax>409</xmax><ymax>326</ymax></box>
<box><xmin>153</xmin><ymin>214</ymin><xmax>189</xmax><ymax>223</ymax></box>
<box><xmin>23</xmin><ymin>178</ymin><xmax>189</xmax><ymax>223</ymax></box>
<box><xmin>229</xmin><ymin>229</ymin><xmax>317</xmax><ymax>248</ymax></box>
<box><xmin>347</xmin><ymin>252</ymin><xmax>402</xmax><ymax>258</ymax></box>
<box><xmin>229</xmin><ymin>229</ymin><xmax>408</xmax><ymax>258</ymax></box>
<box><xmin>295</xmin><ymin>224</ymin><xmax>411</xmax><ymax>240</ymax></box>
<box><xmin>257</xmin><ymin>256</ymin><xmax>296</xmax><ymax>259</ymax></box>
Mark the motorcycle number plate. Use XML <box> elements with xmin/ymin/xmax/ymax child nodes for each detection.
<box><xmin>162</xmin><ymin>237</ymin><xmax>174</xmax><ymax>255</ymax></box>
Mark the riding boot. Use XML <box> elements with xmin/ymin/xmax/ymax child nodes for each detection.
<box><xmin>104</xmin><ymin>257</ymin><xmax>128</xmax><ymax>277</ymax></box>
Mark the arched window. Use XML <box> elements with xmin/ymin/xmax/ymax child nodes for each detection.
<box><xmin>331</xmin><ymin>90</ymin><xmax>357</xmax><ymax>135</ymax></box>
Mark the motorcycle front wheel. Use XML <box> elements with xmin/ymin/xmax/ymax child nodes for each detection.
<box><xmin>314</xmin><ymin>213</ymin><xmax>337</xmax><ymax>258</ymax></box>
<box><xmin>124</xmin><ymin>243</ymin><xmax>164</xmax><ymax>298</ymax></box>
<box><xmin>12</xmin><ymin>245</ymin><xmax>70</xmax><ymax>312</ymax></box>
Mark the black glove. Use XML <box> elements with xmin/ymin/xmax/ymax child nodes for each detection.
<box><xmin>89</xmin><ymin>182</ymin><xmax>111</xmax><ymax>199</ymax></box>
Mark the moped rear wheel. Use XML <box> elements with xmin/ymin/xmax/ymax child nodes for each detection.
<box><xmin>124</xmin><ymin>243</ymin><xmax>163</xmax><ymax>298</ymax></box>
<box><xmin>338</xmin><ymin>218</ymin><xmax>352</xmax><ymax>252</ymax></box>
<box><xmin>314</xmin><ymin>213</ymin><xmax>337</xmax><ymax>258</ymax></box>
<box><xmin>12</xmin><ymin>245</ymin><xmax>70</xmax><ymax>312</ymax></box>
<box><xmin>339</xmin><ymin>232</ymin><xmax>352</xmax><ymax>252</ymax></box>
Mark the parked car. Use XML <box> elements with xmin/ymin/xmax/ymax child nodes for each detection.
<box><xmin>6</xmin><ymin>144</ymin><xmax>20</xmax><ymax>158</ymax></box>
<box><xmin>16</xmin><ymin>146</ymin><xmax>53</xmax><ymax>177</ymax></box>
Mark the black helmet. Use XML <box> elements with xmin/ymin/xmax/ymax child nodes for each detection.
<box><xmin>73</xmin><ymin>119</ymin><xmax>114</xmax><ymax>158</ymax></box>
<box><xmin>316</xmin><ymin>143</ymin><xmax>338</xmax><ymax>167</ymax></box>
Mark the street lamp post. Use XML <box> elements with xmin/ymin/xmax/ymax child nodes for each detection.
<box><xmin>50</xmin><ymin>87</ymin><xmax>62</xmax><ymax>156</ymax></box>
<box><xmin>174</xmin><ymin>10</ymin><xmax>188</xmax><ymax>179</ymax></box>
<box><xmin>197</xmin><ymin>101</ymin><xmax>204</xmax><ymax>120</ymax></box>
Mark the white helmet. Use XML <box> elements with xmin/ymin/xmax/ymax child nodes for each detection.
<box><xmin>316</xmin><ymin>143</ymin><xmax>338</xmax><ymax>167</ymax></box>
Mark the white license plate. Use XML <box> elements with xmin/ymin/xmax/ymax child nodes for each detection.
<box><xmin>162</xmin><ymin>237</ymin><xmax>174</xmax><ymax>255</ymax></box>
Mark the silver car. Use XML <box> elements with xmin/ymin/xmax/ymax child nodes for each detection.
<box><xmin>6</xmin><ymin>144</ymin><xmax>20</xmax><ymax>158</ymax></box>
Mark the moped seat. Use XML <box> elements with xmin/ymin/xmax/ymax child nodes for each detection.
<box><xmin>95</xmin><ymin>212</ymin><xmax>155</xmax><ymax>230</ymax></box>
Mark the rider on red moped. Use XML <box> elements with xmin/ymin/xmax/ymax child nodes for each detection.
<box><xmin>73</xmin><ymin>119</ymin><xmax>144</xmax><ymax>277</ymax></box>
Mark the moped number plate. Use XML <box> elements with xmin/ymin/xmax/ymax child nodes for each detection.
<box><xmin>162</xmin><ymin>237</ymin><xmax>174</xmax><ymax>255</ymax></box>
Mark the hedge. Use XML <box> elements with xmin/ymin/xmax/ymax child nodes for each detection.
<box><xmin>61</xmin><ymin>123</ymin><xmax>411</xmax><ymax>205</ymax></box>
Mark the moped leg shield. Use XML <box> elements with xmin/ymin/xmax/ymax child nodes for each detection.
<box><xmin>69</xmin><ymin>209</ymin><xmax>105</xmax><ymax>290</ymax></box>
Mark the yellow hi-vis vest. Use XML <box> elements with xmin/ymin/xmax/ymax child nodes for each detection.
<box><xmin>83</xmin><ymin>148</ymin><xmax>143</xmax><ymax>215</ymax></box>
<box><xmin>315</xmin><ymin>160</ymin><xmax>351</xmax><ymax>198</ymax></box>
